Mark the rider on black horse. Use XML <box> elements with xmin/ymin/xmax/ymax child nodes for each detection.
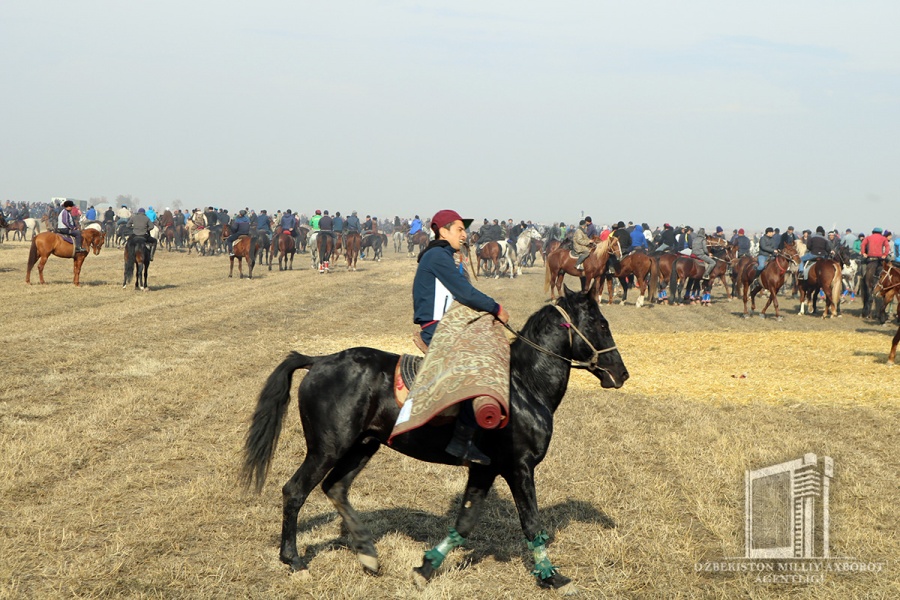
<box><xmin>413</xmin><ymin>209</ymin><xmax>510</xmax><ymax>465</ymax></box>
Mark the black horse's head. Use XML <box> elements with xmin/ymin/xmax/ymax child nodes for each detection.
<box><xmin>558</xmin><ymin>286</ymin><xmax>629</xmax><ymax>389</ymax></box>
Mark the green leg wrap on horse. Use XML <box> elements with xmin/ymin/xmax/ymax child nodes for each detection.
<box><xmin>526</xmin><ymin>530</ymin><xmax>558</xmax><ymax>579</ymax></box>
<box><xmin>424</xmin><ymin>527</ymin><xmax>466</xmax><ymax>569</ymax></box>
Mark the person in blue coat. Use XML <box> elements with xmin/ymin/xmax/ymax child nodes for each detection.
<box><xmin>413</xmin><ymin>209</ymin><xmax>510</xmax><ymax>465</ymax></box>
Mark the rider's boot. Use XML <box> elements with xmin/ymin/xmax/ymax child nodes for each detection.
<box><xmin>445</xmin><ymin>420</ymin><xmax>491</xmax><ymax>466</ymax></box>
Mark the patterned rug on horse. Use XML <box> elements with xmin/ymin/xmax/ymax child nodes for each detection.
<box><xmin>391</xmin><ymin>303</ymin><xmax>510</xmax><ymax>440</ymax></box>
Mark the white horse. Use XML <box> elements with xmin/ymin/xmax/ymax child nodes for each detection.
<box><xmin>494</xmin><ymin>240</ymin><xmax>520</xmax><ymax>278</ymax></box>
<box><xmin>308</xmin><ymin>231</ymin><xmax>319</xmax><ymax>268</ymax></box>
<box><xmin>515</xmin><ymin>228</ymin><xmax>542</xmax><ymax>268</ymax></box>
<box><xmin>23</xmin><ymin>217</ymin><xmax>40</xmax><ymax>240</ymax></box>
<box><xmin>392</xmin><ymin>230</ymin><xmax>405</xmax><ymax>253</ymax></box>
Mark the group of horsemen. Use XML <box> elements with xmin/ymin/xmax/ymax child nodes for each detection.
<box><xmin>9</xmin><ymin>200</ymin><xmax>898</xmax><ymax>286</ymax></box>
<box><xmin>553</xmin><ymin>218</ymin><xmax>898</xmax><ymax>294</ymax></box>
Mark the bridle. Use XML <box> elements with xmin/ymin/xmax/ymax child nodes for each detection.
<box><xmin>770</xmin><ymin>249</ymin><xmax>799</xmax><ymax>274</ymax></box>
<box><xmin>502</xmin><ymin>303</ymin><xmax>618</xmax><ymax>372</ymax></box>
<box><xmin>874</xmin><ymin>261</ymin><xmax>900</xmax><ymax>295</ymax></box>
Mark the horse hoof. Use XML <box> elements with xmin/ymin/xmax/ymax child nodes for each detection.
<box><xmin>358</xmin><ymin>553</ymin><xmax>379</xmax><ymax>575</ymax></box>
<box><xmin>537</xmin><ymin>571</ymin><xmax>573</xmax><ymax>591</ymax></box>
<box><xmin>411</xmin><ymin>563</ymin><xmax>436</xmax><ymax>590</ymax></box>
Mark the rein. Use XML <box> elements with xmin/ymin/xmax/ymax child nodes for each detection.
<box><xmin>502</xmin><ymin>304</ymin><xmax>617</xmax><ymax>371</ymax></box>
<box><xmin>874</xmin><ymin>263</ymin><xmax>900</xmax><ymax>295</ymax></box>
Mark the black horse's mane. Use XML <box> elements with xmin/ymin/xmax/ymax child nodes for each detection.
<box><xmin>508</xmin><ymin>294</ymin><xmax>589</xmax><ymax>400</ymax></box>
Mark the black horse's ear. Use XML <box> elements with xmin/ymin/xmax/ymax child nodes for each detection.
<box><xmin>563</xmin><ymin>284</ymin><xmax>576</xmax><ymax>299</ymax></box>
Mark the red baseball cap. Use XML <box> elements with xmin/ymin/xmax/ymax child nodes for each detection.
<box><xmin>431</xmin><ymin>209</ymin><xmax>473</xmax><ymax>230</ymax></box>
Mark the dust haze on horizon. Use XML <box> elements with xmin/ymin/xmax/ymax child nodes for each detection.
<box><xmin>2</xmin><ymin>1</ymin><xmax>898</xmax><ymax>233</ymax></box>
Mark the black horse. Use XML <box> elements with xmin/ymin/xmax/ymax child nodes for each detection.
<box><xmin>859</xmin><ymin>258</ymin><xmax>887</xmax><ymax>322</ymax></box>
<box><xmin>360</xmin><ymin>233</ymin><xmax>383</xmax><ymax>261</ymax></box>
<box><xmin>242</xmin><ymin>288</ymin><xmax>628</xmax><ymax>591</ymax></box>
<box><xmin>123</xmin><ymin>235</ymin><xmax>151</xmax><ymax>290</ymax></box>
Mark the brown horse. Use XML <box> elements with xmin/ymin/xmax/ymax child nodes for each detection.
<box><xmin>600</xmin><ymin>250</ymin><xmax>658</xmax><ymax>307</ymax></box>
<box><xmin>344</xmin><ymin>232</ymin><xmax>361</xmax><ymax>271</ymax></box>
<box><xmin>544</xmin><ymin>237</ymin><xmax>619</xmax><ymax>303</ymax></box>
<box><xmin>161</xmin><ymin>224</ymin><xmax>175</xmax><ymax>252</ymax></box>
<box><xmin>873</xmin><ymin>260</ymin><xmax>900</xmax><ymax>324</ymax></box>
<box><xmin>223</xmin><ymin>224</ymin><xmax>259</xmax><ymax>279</ymax></box>
<box><xmin>890</xmin><ymin>323</ymin><xmax>900</xmax><ymax>365</ymax></box>
<box><xmin>542</xmin><ymin>239</ymin><xmax>561</xmax><ymax>265</ymax></box>
<box><xmin>668</xmin><ymin>256</ymin><xmax>709</xmax><ymax>305</ymax></box>
<box><xmin>474</xmin><ymin>241</ymin><xmax>502</xmax><ymax>278</ymax></box>
<box><xmin>652</xmin><ymin>252</ymin><xmax>681</xmax><ymax>304</ymax></box>
<box><xmin>316</xmin><ymin>232</ymin><xmax>335</xmax><ymax>273</ymax></box>
<box><xmin>797</xmin><ymin>246</ymin><xmax>850</xmax><ymax>318</ymax></box>
<box><xmin>407</xmin><ymin>230</ymin><xmax>429</xmax><ymax>257</ymax></box>
<box><xmin>729</xmin><ymin>255</ymin><xmax>755</xmax><ymax>300</ymax></box>
<box><xmin>4</xmin><ymin>219</ymin><xmax>27</xmax><ymax>242</ymax></box>
<box><xmin>274</xmin><ymin>231</ymin><xmax>295</xmax><ymax>271</ymax></box>
<box><xmin>26</xmin><ymin>229</ymin><xmax>105</xmax><ymax>286</ymax></box>
<box><xmin>739</xmin><ymin>244</ymin><xmax>800</xmax><ymax>319</ymax></box>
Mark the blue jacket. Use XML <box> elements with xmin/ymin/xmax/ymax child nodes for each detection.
<box><xmin>413</xmin><ymin>241</ymin><xmax>499</xmax><ymax>325</ymax></box>
<box><xmin>281</xmin><ymin>214</ymin><xmax>296</xmax><ymax>231</ymax></box>
<box><xmin>630</xmin><ymin>225</ymin><xmax>648</xmax><ymax>249</ymax></box>
<box><xmin>333</xmin><ymin>216</ymin><xmax>344</xmax><ymax>232</ymax></box>
<box><xmin>345</xmin><ymin>215</ymin><xmax>360</xmax><ymax>231</ymax></box>
<box><xmin>257</xmin><ymin>214</ymin><xmax>271</xmax><ymax>231</ymax></box>
<box><xmin>232</xmin><ymin>216</ymin><xmax>251</xmax><ymax>235</ymax></box>
<box><xmin>409</xmin><ymin>219</ymin><xmax>422</xmax><ymax>235</ymax></box>
<box><xmin>86</xmin><ymin>207</ymin><xmax>97</xmax><ymax>221</ymax></box>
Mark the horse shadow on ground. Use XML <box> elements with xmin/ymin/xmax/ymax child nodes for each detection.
<box><xmin>287</xmin><ymin>493</ymin><xmax>616</xmax><ymax>571</ymax></box>
<box><xmin>855</xmin><ymin>327</ymin><xmax>899</xmax><ymax>336</ymax></box>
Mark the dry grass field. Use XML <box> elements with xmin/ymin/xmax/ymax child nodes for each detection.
<box><xmin>0</xmin><ymin>237</ymin><xmax>897</xmax><ymax>599</ymax></box>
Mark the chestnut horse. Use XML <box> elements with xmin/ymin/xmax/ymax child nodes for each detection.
<box><xmin>544</xmin><ymin>236</ymin><xmax>620</xmax><ymax>303</ymax></box>
<box><xmin>737</xmin><ymin>243</ymin><xmax>800</xmax><ymax>319</ymax></box>
<box><xmin>344</xmin><ymin>232</ymin><xmax>361</xmax><ymax>271</ymax></box>
<box><xmin>223</xmin><ymin>224</ymin><xmax>259</xmax><ymax>279</ymax></box>
<box><xmin>407</xmin><ymin>230</ymin><xmax>429</xmax><ymax>257</ymax></box>
<box><xmin>873</xmin><ymin>260</ymin><xmax>900</xmax><ymax>325</ymax></box>
<box><xmin>474</xmin><ymin>241</ymin><xmax>503</xmax><ymax>278</ymax></box>
<box><xmin>316</xmin><ymin>232</ymin><xmax>335</xmax><ymax>273</ymax></box>
<box><xmin>797</xmin><ymin>245</ymin><xmax>850</xmax><ymax>318</ymax></box>
<box><xmin>274</xmin><ymin>231</ymin><xmax>295</xmax><ymax>271</ymax></box>
<box><xmin>599</xmin><ymin>250</ymin><xmax>658</xmax><ymax>307</ymax></box>
<box><xmin>26</xmin><ymin>229</ymin><xmax>105</xmax><ymax>286</ymax></box>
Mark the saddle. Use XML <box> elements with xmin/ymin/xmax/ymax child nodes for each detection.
<box><xmin>56</xmin><ymin>232</ymin><xmax>77</xmax><ymax>246</ymax></box>
<box><xmin>393</xmin><ymin>354</ymin><xmax>424</xmax><ymax>408</ymax></box>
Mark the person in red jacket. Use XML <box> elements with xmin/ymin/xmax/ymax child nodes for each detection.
<box><xmin>861</xmin><ymin>227</ymin><xmax>891</xmax><ymax>259</ymax></box>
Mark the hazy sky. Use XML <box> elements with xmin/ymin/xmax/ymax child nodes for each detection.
<box><xmin>2</xmin><ymin>1</ymin><xmax>898</xmax><ymax>231</ymax></box>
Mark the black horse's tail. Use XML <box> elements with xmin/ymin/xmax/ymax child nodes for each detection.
<box><xmin>123</xmin><ymin>239</ymin><xmax>136</xmax><ymax>286</ymax></box>
<box><xmin>242</xmin><ymin>352</ymin><xmax>317</xmax><ymax>493</ymax></box>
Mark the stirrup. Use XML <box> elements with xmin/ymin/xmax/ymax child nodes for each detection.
<box><xmin>445</xmin><ymin>422</ymin><xmax>491</xmax><ymax>466</ymax></box>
